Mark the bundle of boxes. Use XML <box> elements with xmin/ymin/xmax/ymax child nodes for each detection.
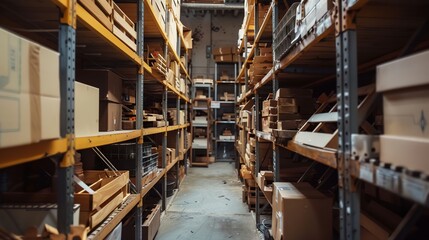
<box><xmin>262</xmin><ymin>88</ymin><xmax>314</xmax><ymax>134</ymax></box>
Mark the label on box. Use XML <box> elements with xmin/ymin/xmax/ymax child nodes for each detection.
<box><xmin>375</xmin><ymin>168</ymin><xmax>400</xmax><ymax>192</ymax></box>
<box><xmin>402</xmin><ymin>175</ymin><xmax>429</xmax><ymax>204</ymax></box>
<box><xmin>359</xmin><ymin>163</ymin><xmax>374</xmax><ymax>183</ymax></box>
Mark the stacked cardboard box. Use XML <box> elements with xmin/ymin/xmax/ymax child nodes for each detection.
<box><xmin>0</xmin><ymin>28</ymin><xmax>61</xmax><ymax>148</ymax></box>
<box><xmin>377</xmin><ymin>50</ymin><xmax>429</xmax><ymax>175</ymax></box>
<box><xmin>167</xmin><ymin>109</ymin><xmax>185</xmax><ymax>125</ymax></box>
<box><xmin>257</xmin><ymin>171</ymin><xmax>274</xmax><ymax>202</ymax></box>
<box><xmin>272</xmin><ymin>182</ymin><xmax>332</xmax><ymax>240</ymax></box>
<box><xmin>248</xmin><ymin>51</ymin><xmax>273</xmax><ymax>86</ymax></box>
<box><xmin>212</xmin><ymin>46</ymin><xmax>236</xmax><ymax>63</ymax></box>
<box><xmin>262</xmin><ymin>98</ymin><xmax>278</xmax><ymax>133</ymax></box>
<box><xmin>273</xmin><ymin>88</ymin><xmax>314</xmax><ymax>140</ymax></box>
<box><xmin>77</xmin><ymin>70</ymin><xmax>124</xmax><ymax>132</ymax></box>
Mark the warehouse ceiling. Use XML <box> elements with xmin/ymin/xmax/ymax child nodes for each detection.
<box><xmin>181</xmin><ymin>0</ymin><xmax>245</xmax><ymax>16</ymax></box>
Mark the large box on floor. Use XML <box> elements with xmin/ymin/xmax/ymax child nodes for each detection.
<box><xmin>76</xmin><ymin>69</ymin><xmax>123</xmax><ymax>103</ymax></box>
<box><xmin>100</xmin><ymin>101</ymin><xmax>122</xmax><ymax>131</ymax></box>
<box><xmin>0</xmin><ymin>28</ymin><xmax>60</xmax><ymax>148</ymax></box>
<box><xmin>75</xmin><ymin>81</ymin><xmax>99</xmax><ymax>136</ymax></box>
<box><xmin>377</xmin><ymin>50</ymin><xmax>429</xmax><ymax>174</ymax></box>
<box><xmin>272</xmin><ymin>182</ymin><xmax>332</xmax><ymax>240</ymax></box>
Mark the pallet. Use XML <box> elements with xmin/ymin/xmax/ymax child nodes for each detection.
<box><xmin>79</xmin><ymin>0</ymin><xmax>113</xmax><ymax>30</ymax></box>
<box><xmin>112</xmin><ymin>3</ymin><xmax>137</xmax><ymax>51</ymax></box>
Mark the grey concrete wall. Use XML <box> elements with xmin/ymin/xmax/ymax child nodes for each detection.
<box><xmin>181</xmin><ymin>11</ymin><xmax>243</xmax><ymax>80</ymax></box>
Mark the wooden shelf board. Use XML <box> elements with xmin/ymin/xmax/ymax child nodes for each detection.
<box><xmin>285</xmin><ymin>141</ymin><xmax>337</xmax><ymax>169</ymax></box>
<box><xmin>76</xmin><ymin>130</ymin><xmax>141</xmax><ymax>150</ymax></box>
<box><xmin>87</xmin><ymin>194</ymin><xmax>140</xmax><ymax>240</ymax></box>
<box><xmin>0</xmin><ymin>139</ymin><xmax>67</xmax><ymax>169</ymax></box>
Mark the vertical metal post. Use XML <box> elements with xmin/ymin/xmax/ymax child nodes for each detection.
<box><xmin>255</xmin><ymin>92</ymin><xmax>261</xmax><ymax>224</ymax></box>
<box><xmin>234</xmin><ymin>63</ymin><xmax>239</xmax><ymax>170</ymax></box>
<box><xmin>271</xmin><ymin>0</ymin><xmax>280</xmax><ymax>182</ymax></box>
<box><xmin>176</xmin><ymin>97</ymin><xmax>180</xmax><ymax>188</ymax></box>
<box><xmin>336</xmin><ymin>20</ymin><xmax>360</xmax><ymax>240</ymax></box>
<box><xmin>58</xmin><ymin>1</ymin><xmax>76</xmax><ymax>231</ymax></box>
<box><xmin>185</xmin><ymin>101</ymin><xmax>189</xmax><ymax>174</ymax></box>
<box><xmin>214</xmin><ymin>63</ymin><xmax>218</xmax><ymax>158</ymax></box>
<box><xmin>162</xmin><ymin>88</ymin><xmax>168</xmax><ymax>211</ymax></box>
<box><xmin>134</xmin><ymin>1</ymin><xmax>144</xmax><ymax>238</ymax></box>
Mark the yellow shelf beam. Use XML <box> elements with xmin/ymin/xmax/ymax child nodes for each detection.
<box><xmin>0</xmin><ymin>139</ymin><xmax>67</xmax><ymax>169</ymax></box>
<box><xmin>75</xmin><ymin>130</ymin><xmax>142</xmax><ymax>150</ymax></box>
<box><xmin>142</xmin><ymin>127</ymin><xmax>166</xmax><ymax>136</ymax></box>
<box><xmin>76</xmin><ymin>4</ymin><xmax>142</xmax><ymax>67</ymax></box>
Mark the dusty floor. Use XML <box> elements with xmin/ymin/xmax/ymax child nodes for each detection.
<box><xmin>155</xmin><ymin>162</ymin><xmax>262</xmax><ymax>240</ymax></box>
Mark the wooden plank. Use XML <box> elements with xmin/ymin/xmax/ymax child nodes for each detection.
<box><xmin>308</xmin><ymin>112</ymin><xmax>338</xmax><ymax>123</ymax></box>
<box><xmin>286</xmin><ymin>141</ymin><xmax>337</xmax><ymax>168</ymax></box>
<box><xmin>293</xmin><ymin>132</ymin><xmax>336</xmax><ymax>149</ymax></box>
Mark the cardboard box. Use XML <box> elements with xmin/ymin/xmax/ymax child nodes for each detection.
<box><xmin>0</xmin><ymin>28</ymin><xmax>60</xmax><ymax>148</ymax></box>
<box><xmin>100</xmin><ymin>101</ymin><xmax>122</xmax><ymax>131</ymax></box>
<box><xmin>277</xmin><ymin>120</ymin><xmax>304</xmax><ymax>130</ymax></box>
<box><xmin>377</xmin><ymin>50</ymin><xmax>429</xmax><ymax>138</ymax></box>
<box><xmin>143</xmin><ymin>204</ymin><xmax>161</xmax><ymax>240</ymax></box>
<box><xmin>272</xmin><ymin>182</ymin><xmax>332</xmax><ymax>240</ymax></box>
<box><xmin>75</xmin><ymin>82</ymin><xmax>100</xmax><ymax>136</ymax></box>
<box><xmin>76</xmin><ymin>69</ymin><xmax>123</xmax><ymax>103</ymax></box>
<box><xmin>183</xmin><ymin>27</ymin><xmax>192</xmax><ymax>49</ymax></box>
<box><xmin>380</xmin><ymin>135</ymin><xmax>429</xmax><ymax>175</ymax></box>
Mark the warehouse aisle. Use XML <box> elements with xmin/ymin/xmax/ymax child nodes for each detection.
<box><xmin>156</xmin><ymin>162</ymin><xmax>261</xmax><ymax>240</ymax></box>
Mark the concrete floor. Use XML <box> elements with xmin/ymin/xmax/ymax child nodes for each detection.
<box><xmin>156</xmin><ymin>162</ymin><xmax>262</xmax><ymax>240</ymax></box>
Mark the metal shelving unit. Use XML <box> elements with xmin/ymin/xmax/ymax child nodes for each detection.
<box><xmin>214</xmin><ymin>62</ymin><xmax>238</xmax><ymax>162</ymax></box>
<box><xmin>0</xmin><ymin>0</ymin><xmax>192</xmax><ymax>238</ymax></box>
<box><xmin>235</xmin><ymin>0</ymin><xmax>429</xmax><ymax>239</ymax></box>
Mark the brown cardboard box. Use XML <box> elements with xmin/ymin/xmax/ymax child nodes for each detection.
<box><xmin>0</xmin><ymin>28</ymin><xmax>61</xmax><ymax>148</ymax></box>
<box><xmin>380</xmin><ymin>135</ymin><xmax>429</xmax><ymax>174</ymax></box>
<box><xmin>377</xmin><ymin>50</ymin><xmax>429</xmax><ymax>92</ymax></box>
<box><xmin>75</xmin><ymin>82</ymin><xmax>100</xmax><ymax>136</ymax></box>
<box><xmin>76</xmin><ymin>69</ymin><xmax>123</xmax><ymax>103</ymax></box>
<box><xmin>277</xmin><ymin>120</ymin><xmax>304</xmax><ymax>130</ymax></box>
<box><xmin>100</xmin><ymin>101</ymin><xmax>122</xmax><ymax>131</ymax></box>
<box><xmin>273</xmin><ymin>182</ymin><xmax>332</xmax><ymax>240</ymax></box>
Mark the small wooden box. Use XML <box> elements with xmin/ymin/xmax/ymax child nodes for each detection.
<box><xmin>75</xmin><ymin>170</ymin><xmax>129</xmax><ymax>228</ymax></box>
<box><xmin>142</xmin><ymin>204</ymin><xmax>161</xmax><ymax>240</ymax></box>
<box><xmin>79</xmin><ymin>0</ymin><xmax>113</xmax><ymax>30</ymax></box>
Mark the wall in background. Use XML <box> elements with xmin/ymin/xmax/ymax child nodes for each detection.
<box><xmin>181</xmin><ymin>10</ymin><xmax>243</xmax><ymax>80</ymax></box>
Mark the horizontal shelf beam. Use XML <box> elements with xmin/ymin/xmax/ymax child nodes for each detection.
<box><xmin>76</xmin><ymin>130</ymin><xmax>142</xmax><ymax>150</ymax></box>
<box><xmin>0</xmin><ymin>139</ymin><xmax>67</xmax><ymax>168</ymax></box>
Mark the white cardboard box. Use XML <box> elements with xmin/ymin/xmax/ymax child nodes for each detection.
<box><xmin>0</xmin><ymin>28</ymin><xmax>60</xmax><ymax>148</ymax></box>
<box><xmin>75</xmin><ymin>81</ymin><xmax>99</xmax><ymax>137</ymax></box>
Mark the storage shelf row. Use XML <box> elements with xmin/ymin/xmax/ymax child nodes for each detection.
<box><xmin>236</xmin><ymin>0</ymin><xmax>429</xmax><ymax>238</ymax></box>
<box><xmin>0</xmin><ymin>0</ymin><xmax>192</xmax><ymax>237</ymax></box>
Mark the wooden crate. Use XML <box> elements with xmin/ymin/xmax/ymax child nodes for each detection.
<box><xmin>75</xmin><ymin>170</ymin><xmax>129</xmax><ymax>229</ymax></box>
<box><xmin>79</xmin><ymin>0</ymin><xmax>113</xmax><ymax>30</ymax></box>
<box><xmin>142</xmin><ymin>204</ymin><xmax>161</xmax><ymax>240</ymax></box>
<box><xmin>113</xmin><ymin>3</ymin><xmax>137</xmax><ymax>51</ymax></box>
